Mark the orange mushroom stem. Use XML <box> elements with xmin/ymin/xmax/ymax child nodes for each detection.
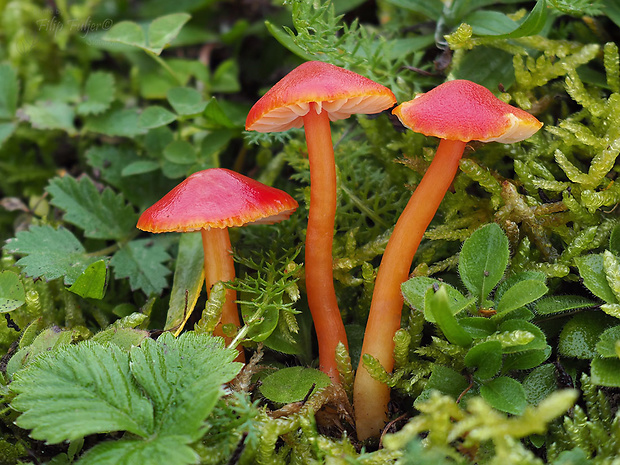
<box><xmin>353</xmin><ymin>80</ymin><xmax>543</xmax><ymax>439</ymax></box>
<box><xmin>245</xmin><ymin>61</ymin><xmax>396</xmax><ymax>382</ymax></box>
<box><xmin>137</xmin><ymin>168</ymin><xmax>298</xmax><ymax>361</ymax></box>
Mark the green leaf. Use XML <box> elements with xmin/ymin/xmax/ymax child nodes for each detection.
<box><xmin>0</xmin><ymin>122</ymin><xmax>16</xmax><ymax>148</ymax></box>
<box><xmin>139</xmin><ymin>106</ymin><xmax>178</xmax><ymax>129</ymax></box>
<box><xmin>591</xmin><ymin>357</ymin><xmax>620</xmax><ymax>387</ymax></box>
<box><xmin>522</xmin><ymin>364</ymin><xmax>557</xmax><ymax>405</ymax></box>
<box><xmin>609</xmin><ymin>223</ymin><xmax>620</xmax><ymax>255</ymax></box>
<box><xmin>498</xmin><ymin>319</ymin><xmax>547</xmax><ymax>353</ymax></box>
<box><xmin>23</xmin><ymin>102</ymin><xmax>76</xmax><ymax>135</ymax></box>
<box><xmin>210</xmin><ymin>59</ymin><xmax>240</xmax><ymax>93</ymax></box>
<box><xmin>503</xmin><ymin>345</ymin><xmax>552</xmax><ymax>371</ymax></box>
<box><xmin>534</xmin><ymin>295</ymin><xmax>597</xmax><ymax>315</ymax></box>
<box><xmin>464</xmin><ymin>341</ymin><xmax>502</xmax><ymax>380</ymax></box>
<box><xmin>496</xmin><ymin>280</ymin><xmax>548</xmax><ymax>316</ymax></box>
<box><xmin>465</xmin><ymin>10</ymin><xmax>518</xmax><ymax>36</ymax></box>
<box><xmin>472</xmin><ymin>0</ymin><xmax>548</xmax><ymax>39</ymax></box>
<box><xmin>460</xmin><ymin>317</ymin><xmax>496</xmax><ymax>338</ymax></box>
<box><xmin>68</xmin><ymin>260</ymin><xmax>108</xmax><ymax>299</ymax></box>
<box><xmin>76</xmin><ymin>437</ymin><xmax>197</xmax><ymax>465</ymax></box>
<box><xmin>4</xmin><ymin>225</ymin><xmax>99</xmax><ymax>285</ymax></box>
<box><xmin>167</xmin><ymin>87</ymin><xmax>206</xmax><ymax>115</ymax></box>
<box><xmin>480</xmin><ymin>376</ymin><xmax>527</xmax><ymax>415</ymax></box>
<box><xmin>559</xmin><ymin>312</ymin><xmax>615</xmax><ymax>359</ymax></box>
<box><xmin>6</xmin><ymin>328</ymin><xmax>73</xmax><ymax>380</ymax></box>
<box><xmin>103</xmin><ymin>21</ymin><xmax>146</xmax><ymax>48</ymax></box>
<box><xmin>575</xmin><ymin>253</ymin><xmax>618</xmax><ymax>304</ymax></box>
<box><xmin>84</xmin><ymin>106</ymin><xmax>146</xmax><ymax>137</ymax></box>
<box><xmin>148</xmin><ymin>14</ymin><xmax>192</xmax><ymax>55</ymax></box>
<box><xmin>415</xmin><ymin>365</ymin><xmax>469</xmax><ymax>407</ymax></box>
<box><xmin>11</xmin><ymin>342</ymin><xmax>154</xmax><ymax>443</ymax></box>
<box><xmin>259</xmin><ymin>367</ymin><xmax>331</xmax><ymax>404</ymax></box>
<box><xmin>163</xmin><ymin>140</ymin><xmax>197</xmax><ymax>164</ymax></box>
<box><xmin>450</xmin><ymin>47</ymin><xmax>515</xmax><ymax>91</ymax></box>
<box><xmin>401</xmin><ymin>276</ymin><xmax>471</xmax><ymax>323</ymax></box>
<box><xmin>111</xmin><ymin>239</ymin><xmax>171</xmax><ymax>296</ymax></box>
<box><xmin>165</xmin><ymin>232</ymin><xmax>204</xmax><ymax>331</ymax></box>
<box><xmin>264</xmin><ymin>21</ymin><xmax>315</xmax><ymax>62</ymax></box>
<box><xmin>427</xmin><ymin>286</ymin><xmax>473</xmax><ymax>347</ymax></box>
<box><xmin>103</xmin><ymin>14</ymin><xmax>191</xmax><ymax>56</ymax></box>
<box><xmin>91</xmin><ymin>327</ymin><xmax>149</xmax><ymax>351</ymax></box>
<box><xmin>382</xmin><ymin>0</ymin><xmax>443</xmax><ymax>19</ymax></box>
<box><xmin>0</xmin><ymin>270</ymin><xmax>25</xmax><ymax>312</ymax></box>
<box><xmin>459</xmin><ymin>223</ymin><xmax>509</xmax><ymax>303</ymax></box>
<box><xmin>46</xmin><ymin>175</ymin><xmax>138</xmax><ymax>240</ymax></box>
<box><xmin>203</xmin><ymin>97</ymin><xmax>238</xmax><ymax>128</ymax></box>
<box><xmin>0</xmin><ymin>63</ymin><xmax>18</xmax><ymax>119</ymax></box>
<box><xmin>121</xmin><ymin>160</ymin><xmax>161</xmax><ymax>176</ymax></box>
<box><xmin>596</xmin><ymin>325</ymin><xmax>620</xmax><ymax>358</ymax></box>
<box><xmin>77</xmin><ymin>72</ymin><xmax>116</xmax><ymax>115</ymax></box>
<box><xmin>130</xmin><ymin>333</ymin><xmax>242</xmax><ymax>439</ymax></box>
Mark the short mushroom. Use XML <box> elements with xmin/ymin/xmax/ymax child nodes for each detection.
<box><xmin>353</xmin><ymin>79</ymin><xmax>543</xmax><ymax>439</ymax></box>
<box><xmin>137</xmin><ymin>168</ymin><xmax>298</xmax><ymax>358</ymax></box>
<box><xmin>246</xmin><ymin>61</ymin><xmax>396</xmax><ymax>382</ymax></box>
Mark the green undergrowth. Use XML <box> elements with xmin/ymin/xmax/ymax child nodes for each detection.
<box><xmin>1</xmin><ymin>0</ymin><xmax>620</xmax><ymax>463</ymax></box>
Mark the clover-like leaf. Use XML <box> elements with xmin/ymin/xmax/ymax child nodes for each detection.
<box><xmin>77</xmin><ymin>71</ymin><xmax>116</xmax><ymax>115</ymax></box>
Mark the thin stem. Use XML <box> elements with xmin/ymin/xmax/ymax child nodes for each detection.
<box><xmin>303</xmin><ymin>103</ymin><xmax>349</xmax><ymax>383</ymax></box>
<box><xmin>146</xmin><ymin>50</ymin><xmax>184</xmax><ymax>86</ymax></box>
<box><xmin>353</xmin><ymin>139</ymin><xmax>466</xmax><ymax>440</ymax></box>
<box><xmin>201</xmin><ymin>227</ymin><xmax>244</xmax><ymax>361</ymax></box>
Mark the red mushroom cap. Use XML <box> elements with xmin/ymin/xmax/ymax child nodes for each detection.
<box><xmin>137</xmin><ymin>168</ymin><xmax>299</xmax><ymax>233</ymax></box>
<box><xmin>245</xmin><ymin>61</ymin><xmax>397</xmax><ymax>132</ymax></box>
<box><xmin>392</xmin><ymin>80</ymin><xmax>543</xmax><ymax>144</ymax></box>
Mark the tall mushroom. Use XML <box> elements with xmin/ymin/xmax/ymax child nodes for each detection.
<box><xmin>245</xmin><ymin>61</ymin><xmax>396</xmax><ymax>382</ymax></box>
<box><xmin>353</xmin><ymin>79</ymin><xmax>543</xmax><ymax>439</ymax></box>
<box><xmin>137</xmin><ymin>168</ymin><xmax>298</xmax><ymax>358</ymax></box>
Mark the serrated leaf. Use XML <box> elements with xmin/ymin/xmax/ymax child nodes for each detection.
<box><xmin>76</xmin><ymin>436</ymin><xmax>197</xmax><ymax>465</ymax></box>
<box><xmin>480</xmin><ymin>376</ymin><xmax>527</xmax><ymax>415</ymax></box>
<box><xmin>415</xmin><ymin>365</ymin><xmax>469</xmax><ymax>407</ymax></box>
<box><xmin>0</xmin><ymin>63</ymin><xmax>18</xmax><ymax>119</ymax></box>
<box><xmin>4</xmin><ymin>225</ymin><xmax>99</xmax><ymax>285</ymax></box>
<box><xmin>46</xmin><ymin>175</ymin><xmax>137</xmax><ymax>240</ymax></box>
<box><xmin>6</xmin><ymin>328</ymin><xmax>73</xmax><ymax>380</ymax></box>
<box><xmin>68</xmin><ymin>260</ymin><xmax>108</xmax><ymax>299</ymax></box>
<box><xmin>11</xmin><ymin>333</ymin><xmax>241</xmax><ymax>451</ymax></box>
<box><xmin>503</xmin><ymin>345</ymin><xmax>552</xmax><ymax>371</ymax></box>
<box><xmin>259</xmin><ymin>366</ymin><xmax>331</xmax><ymax>404</ymax></box>
<box><xmin>77</xmin><ymin>72</ymin><xmax>116</xmax><ymax>115</ymax></box>
<box><xmin>84</xmin><ymin>106</ymin><xmax>146</xmax><ymax>137</ymax></box>
<box><xmin>139</xmin><ymin>106</ymin><xmax>177</xmax><ymax>129</ymax></box>
<box><xmin>23</xmin><ymin>101</ymin><xmax>76</xmax><ymax>135</ymax></box>
<box><xmin>130</xmin><ymin>333</ymin><xmax>241</xmax><ymax>438</ymax></box>
<box><xmin>575</xmin><ymin>253</ymin><xmax>618</xmax><ymax>304</ymax></box>
<box><xmin>11</xmin><ymin>342</ymin><xmax>154</xmax><ymax>443</ymax></box>
<box><xmin>459</xmin><ymin>223</ymin><xmax>509</xmax><ymax>303</ymax></box>
<box><xmin>0</xmin><ymin>270</ymin><xmax>25</xmax><ymax>312</ymax></box>
<box><xmin>111</xmin><ymin>239</ymin><xmax>171</xmax><ymax>296</ymax></box>
<box><xmin>167</xmin><ymin>87</ymin><xmax>206</xmax><ymax>115</ymax></box>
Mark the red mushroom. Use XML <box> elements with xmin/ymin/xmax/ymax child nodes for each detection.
<box><xmin>246</xmin><ymin>61</ymin><xmax>396</xmax><ymax>382</ymax></box>
<box><xmin>353</xmin><ymin>79</ymin><xmax>543</xmax><ymax>439</ymax></box>
<box><xmin>137</xmin><ymin>168</ymin><xmax>298</xmax><ymax>358</ymax></box>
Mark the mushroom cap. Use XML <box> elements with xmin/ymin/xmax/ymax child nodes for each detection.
<box><xmin>137</xmin><ymin>168</ymin><xmax>299</xmax><ymax>233</ymax></box>
<box><xmin>392</xmin><ymin>80</ymin><xmax>543</xmax><ymax>144</ymax></box>
<box><xmin>245</xmin><ymin>61</ymin><xmax>397</xmax><ymax>132</ymax></box>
